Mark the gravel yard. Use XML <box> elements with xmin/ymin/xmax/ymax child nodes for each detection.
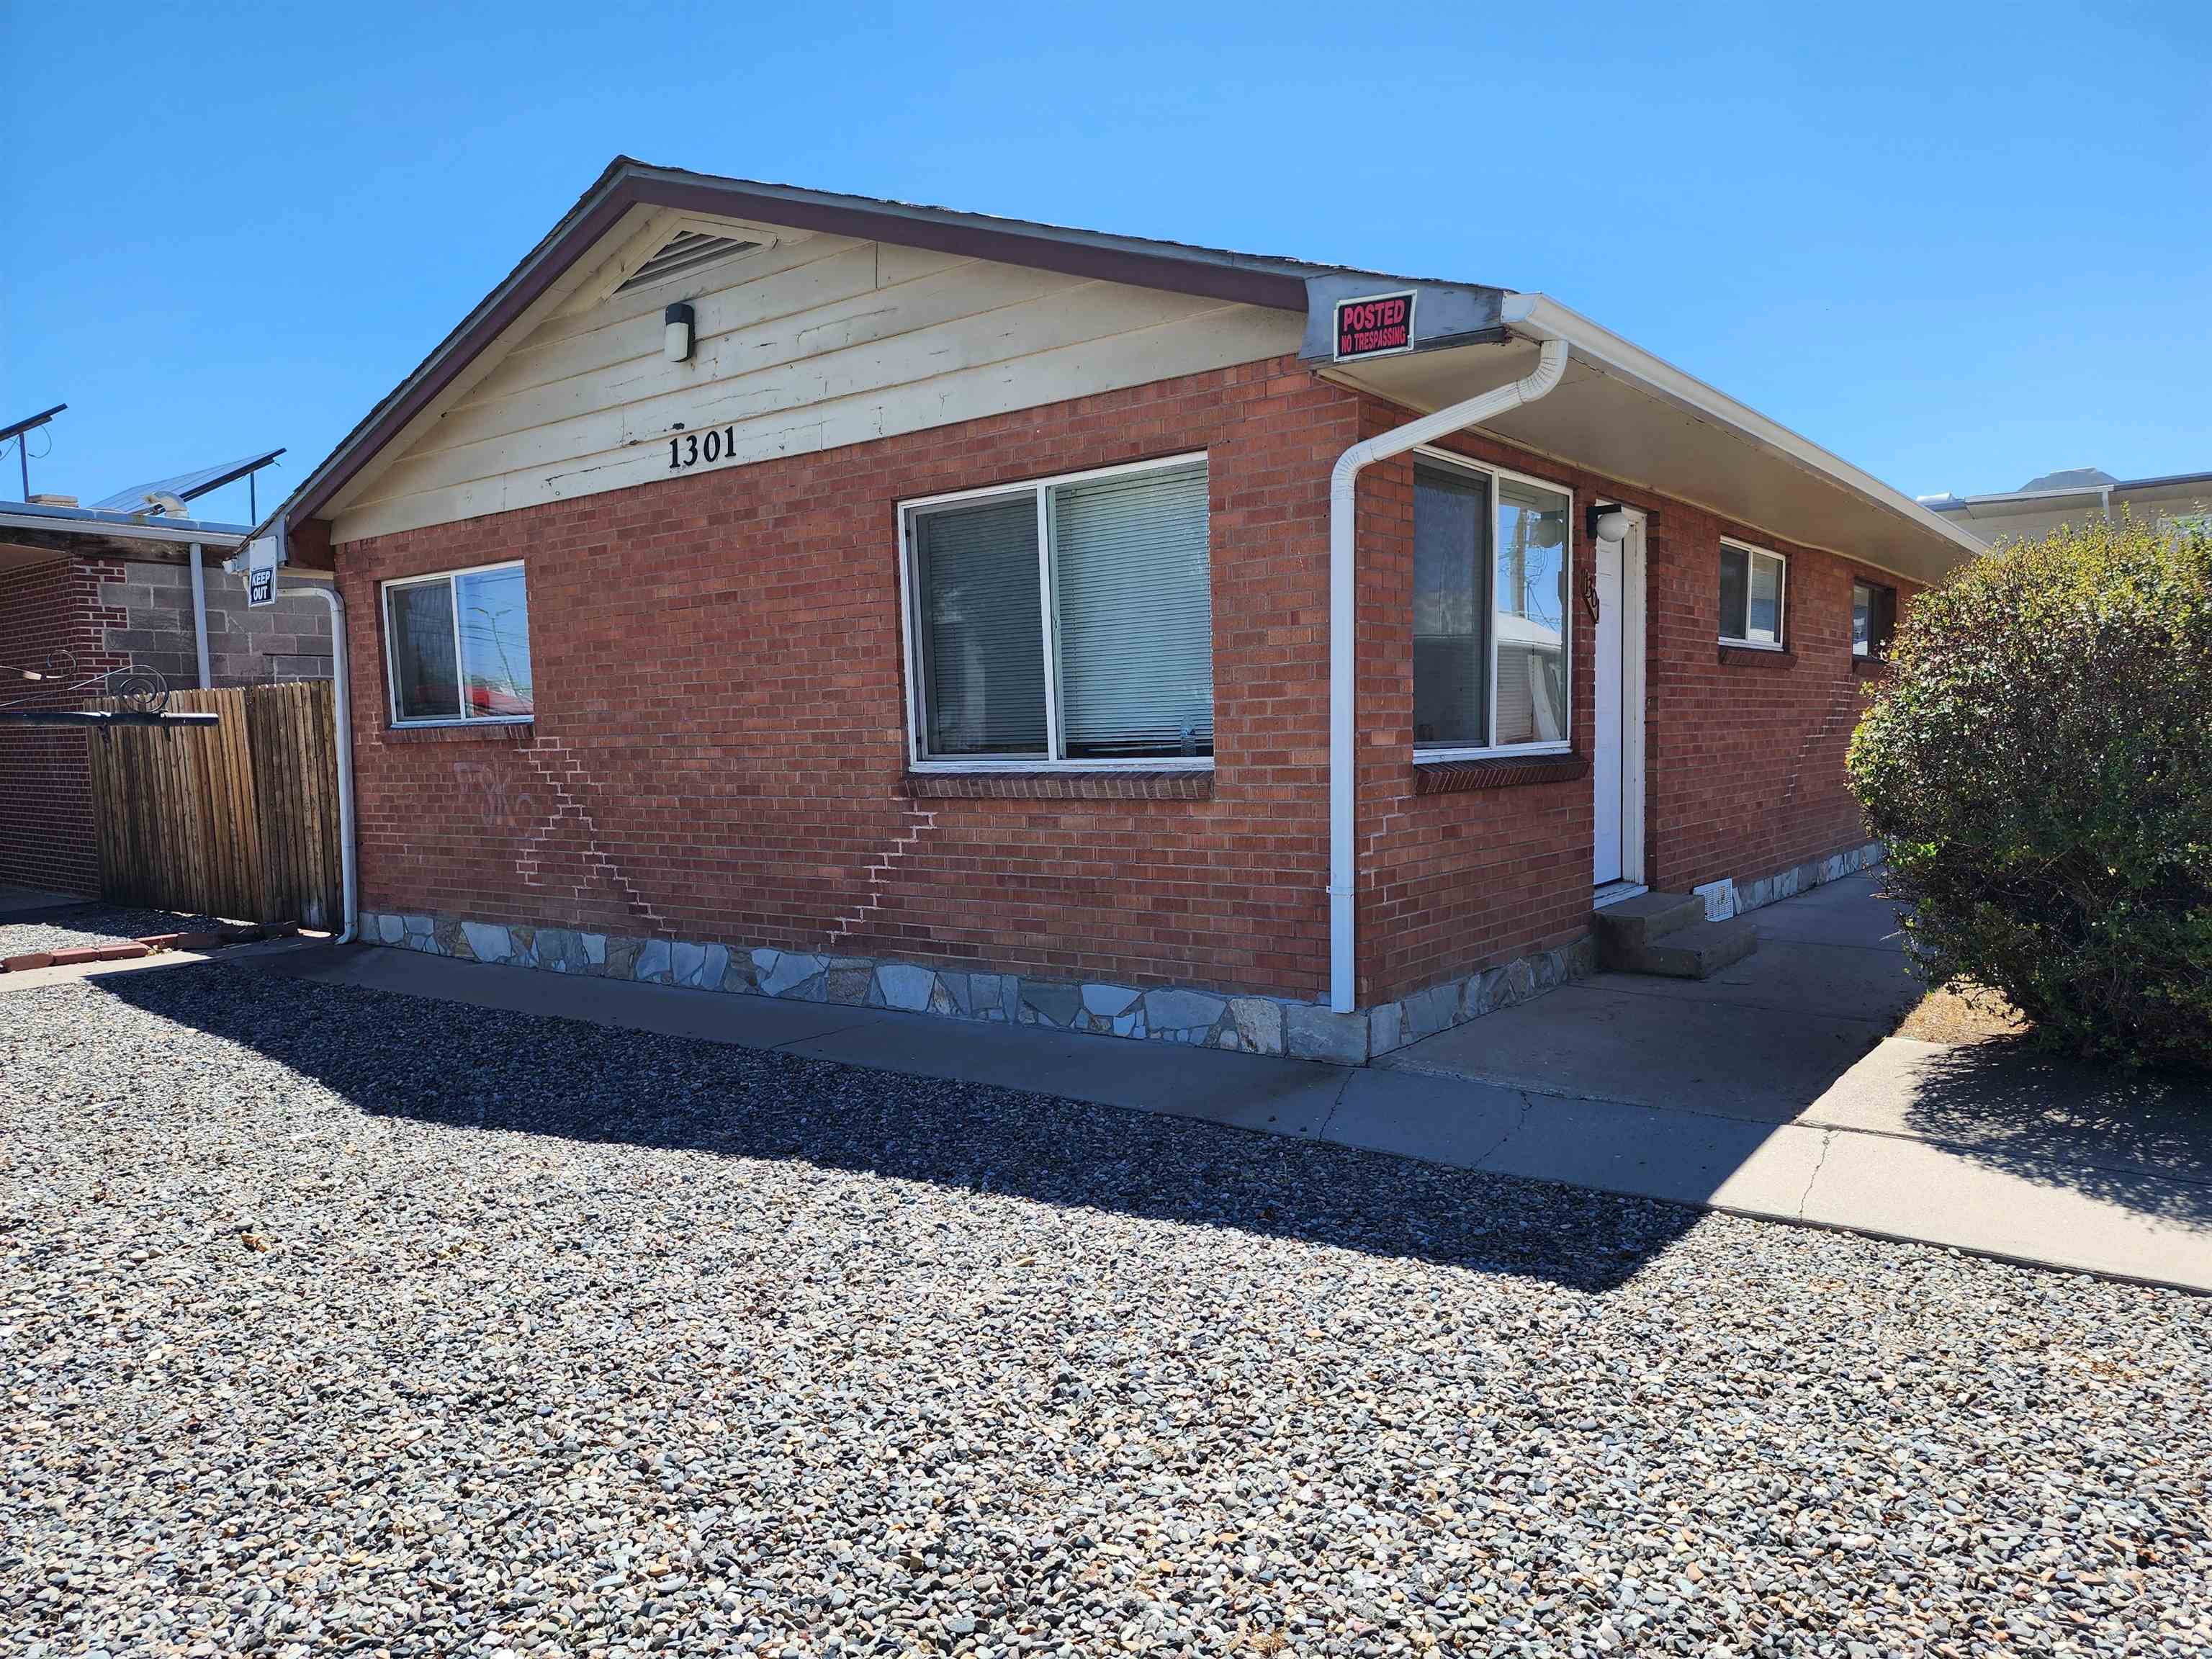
<box><xmin>4</xmin><ymin>964</ymin><xmax>2208</xmax><ymax>1659</ymax></box>
<box><xmin>0</xmin><ymin>906</ymin><xmax>230</xmax><ymax>960</ymax></box>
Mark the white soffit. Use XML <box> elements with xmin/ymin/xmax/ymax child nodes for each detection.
<box><xmin>1325</xmin><ymin>333</ymin><xmax>1979</xmax><ymax>588</ymax></box>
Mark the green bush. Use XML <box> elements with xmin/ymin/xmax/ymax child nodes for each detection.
<box><xmin>1848</xmin><ymin>513</ymin><xmax>2212</xmax><ymax>1069</ymax></box>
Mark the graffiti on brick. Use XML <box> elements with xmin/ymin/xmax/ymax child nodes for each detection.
<box><xmin>453</xmin><ymin>744</ymin><xmax>670</xmax><ymax>933</ymax></box>
<box><xmin>451</xmin><ymin>759</ymin><xmax>541</xmax><ymax>835</ymax></box>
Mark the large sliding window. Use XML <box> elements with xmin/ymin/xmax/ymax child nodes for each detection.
<box><xmin>902</xmin><ymin>456</ymin><xmax>1213</xmax><ymax>766</ymax></box>
<box><xmin>382</xmin><ymin>561</ymin><xmax>534</xmax><ymax>726</ymax></box>
<box><xmin>1412</xmin><ymin>454</ymin><xmax>1573</xmax><ymax>755</ymax></box>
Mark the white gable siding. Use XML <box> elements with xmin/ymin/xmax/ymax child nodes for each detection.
<box><xmin>331</xmin><ymin>231</ymin><xmax>1303</xmax><ymax>542</ymax></box>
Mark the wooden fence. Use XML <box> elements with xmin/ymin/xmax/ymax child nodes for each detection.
<box><xmin>86</xmin><ymin>683</ymin><xmax>341</xmax><ymax>927</ymax></box>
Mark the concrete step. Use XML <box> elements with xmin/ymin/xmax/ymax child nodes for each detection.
<box><xmin>1604</xmin><ymin>915</ymin><xmax>1762</xmax><ymax>979</ymax></box>
<box><xmin>1593</xmin><ymin>891</ymin><xmax>1707</xmax><ymax>955</ymax></box>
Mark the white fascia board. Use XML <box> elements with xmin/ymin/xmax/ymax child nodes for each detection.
<box><xmin>1501</xmin><ymin>294</ymin><xmax>1988</xmax><ymax>563</ymax></box>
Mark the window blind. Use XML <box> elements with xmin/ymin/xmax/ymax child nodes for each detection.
<box><xmin>916</xmin><ymin>497</ymin><xmax>1047</xmax><ymax>756</ymax></box>
<box><xmin>1412</xmin><ymin>462</ymin><xmax>1491</xmax><ymax>746</ymax></box>
<box><xmin>1719</xmin><ymin>546</ymin><xmax>1750</xmax><ymax>640</ymax></box>
<box><xmin>387</xmin><ymin>580</ymin><xmax>459</xmax><ymax>721</ymax></box>
<box><xmin>1051</xmin><ymin>464</ymin><xmax>1213</xmax><ymax>758</ymax></box>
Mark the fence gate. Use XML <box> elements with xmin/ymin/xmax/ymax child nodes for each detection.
<box><xmin>85</xmin><ymin>683</ymin><xmax>341</xmax><ymax>927</ymax></box>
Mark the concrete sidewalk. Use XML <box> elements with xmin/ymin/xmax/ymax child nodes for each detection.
<box><xmin>179</xmin><ymin>910</ymin><xmax>2212</xmax><ymax>1292</ymax></box>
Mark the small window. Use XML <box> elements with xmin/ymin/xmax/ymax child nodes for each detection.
<box><xmin>382</xmin><ymin>562</ymin><xmax>534</xmax><ymax>725</ymax></box>
<box><xmin>904</xmin><ymin>457</ymin><xmax>1212</xmax><ymax>765</ymax></box>
<box><xmin>1719</xmin><ymin>541</ymin><xmax>1786</xmax><ymax>647</ymax></box>
<box><xmin>1853</xmin><ymin>579</ymin><xmax>1897</xmax><ymax>660</ymax></box>
<box><xmin>1413</xmin><ymin>456</ymin><xmax>1572</xmax><ymax>752</ymax></box>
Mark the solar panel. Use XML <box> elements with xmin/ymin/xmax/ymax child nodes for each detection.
<box><xmin>89</xmin><ymin>449</ymin><xmax>285</xmax><ymax>513</ymax></box>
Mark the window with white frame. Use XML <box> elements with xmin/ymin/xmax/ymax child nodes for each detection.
<box><xmin>382</xmin><ymin>562</ymin><xmax>534</xmax><ymax>725</ymax></box>
<box><xmin>1719</xmin><ymin>541</ymin><xmax>1786</xmax><ymax>648</ymax></box>
<box><xmin>902</xmin><ymin>457</ymin><xmax>1213</xmax><ymax>765</ymax></box>
<box><xmin>1412</xmin><ymin>454</ymin><xmax>1573</xmax><ymax>753</ymax></box>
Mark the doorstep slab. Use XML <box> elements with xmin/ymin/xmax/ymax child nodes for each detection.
<box><xmin>1327</xmin><ymin>1072</ymin><xmax>1825</xmax><ymax>1215</ymax></box>
<box><xmin>1313</xmin><ymin>1069</ymin><xmax>1532</xmax><ymax>1167</ymax></box>
<box><xmin>1579</xmin><ymin>938</ymin><xmax>1921</xmax><ymax>1026</ymax></box>
<box><xmin>1381</xmin><ymin>982</ymin><xmax>1889</xmax><ymax>1122</ymax></box>
<box><xmin>1742</xmin><ymin>876</ymin><xmax>1910</xmax><ymax>948</ymax></box>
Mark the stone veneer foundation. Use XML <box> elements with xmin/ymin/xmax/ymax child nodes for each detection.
<box><xmin>356</xmin><ymin>842</ymin><xmax>1882</xmax><ymax>1068</ymax></box>
<box><xmin>354</xmin><ymin>912</ymin><xmax>1591</xmax><ymax>1068</ymax></box>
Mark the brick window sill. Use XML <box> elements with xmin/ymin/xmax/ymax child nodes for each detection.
<box><xmin>1851</xmin><ymin>657</ymin><xmax>1891</xmax><ymax>678</ymax></box>
<box><xmin>1415</xmin><ymin>753</ymin><xmax>1590</xmax><ymax>794</ymax></box>
<box><xmin>902</xmin><ymin>768</ymin><xmax>1213</xmax><ymax>801</ymax></box>
<box><xmin>1717</xmin><ymin>644</ymin><xmax>1796</xmax><ymax>670</ymax></box>
<box><xmin>384</xmin><ymin>721</ymin><xmax>536</xmax><ymax>745</ymax></box>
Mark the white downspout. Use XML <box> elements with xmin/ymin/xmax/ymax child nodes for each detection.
<box><xmin>274</xmin><ymin>570</ymin><xmax>358</xmax><ymax>945</ymax></box>
<box><xmin>1325</xmin><ymin>312</ymin><xmax>1570</xmax><ymax>1014</ymax></box>
<box><xmin>220</xmin><ymin>537</ymin><xmax>359</xmax><ymax>944</ymax></box>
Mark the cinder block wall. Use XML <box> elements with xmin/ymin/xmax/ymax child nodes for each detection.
<box><xmin>0</xmin><ymin>554</ymin><xmax>127</xmax><ymax>895</ymax></box>
<box><xmin>99</xmin><ymin>560</ymin><xmax>332</xmax><ymax>688</ymax></box>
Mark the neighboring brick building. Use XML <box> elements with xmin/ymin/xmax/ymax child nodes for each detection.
<box><xmin>0</xmin><ymin>503</ymin><xmax>331</xmax><ymax>896</ymax></box>
<box><xmin>257</xmin><ymin>158</ymin><xmax>1978</xmax><ymax>1062</ymax></box>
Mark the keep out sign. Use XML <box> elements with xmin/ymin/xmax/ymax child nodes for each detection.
<box><xmin>1334</xmin><ymin>290</ymin><xmax>1416</xmax><ymax>361</ymax></box>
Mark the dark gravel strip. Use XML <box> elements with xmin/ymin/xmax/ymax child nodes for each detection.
<box><xmin>3</xmin><ymin>963</ymin><xmax>2206</xmax><ymax>1658</ymax></box>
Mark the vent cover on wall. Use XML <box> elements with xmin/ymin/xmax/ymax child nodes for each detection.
<box><xmin>617</xmin><ymin>230</ymin><xmax>761</xmax><ymax>293</ymax></box>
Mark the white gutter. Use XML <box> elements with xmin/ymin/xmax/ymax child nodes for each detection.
<box><xmin>187</xmin><ymin>543</ymin><xmax>213</xmax><ymax>690</ymax></box>
<box><xmin>1324</xmin><ymin>300</ymin><xmax>1570</xmax><ymax>1015</ymax></box>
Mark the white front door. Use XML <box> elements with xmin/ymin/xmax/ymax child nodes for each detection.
<box><xmin>1592</xmin><ymin>513</ymin><xmax>1644</xmax><ymax>891</ymax></box>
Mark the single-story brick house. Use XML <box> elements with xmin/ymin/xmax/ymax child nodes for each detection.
<box><xmin>253</xmin><ymin>158</ymin><xmax>1980</xmax><ymax>1063</ymax></box>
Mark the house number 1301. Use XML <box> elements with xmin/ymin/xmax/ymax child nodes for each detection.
<box><xmin>668</xmin><ymin>427</ymin><xmax>737</xmax><ymax>471</ymax></box>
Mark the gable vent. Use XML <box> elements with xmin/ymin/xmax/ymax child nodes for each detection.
<box><xmin>617</xmin><ymin>230</ymin><xmax>761</xmax><ymax>293</ymax></box>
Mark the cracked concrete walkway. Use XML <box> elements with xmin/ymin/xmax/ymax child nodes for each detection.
<box><xmin>24</xmin><ymin>880</ymin><xmax>2209</xmax><ymax>1291</ymax></box>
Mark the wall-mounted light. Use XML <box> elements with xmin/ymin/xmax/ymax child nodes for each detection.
<box><xmin>663</xmin><ymin>302</ymin><xmax>696</xmax><ymax>364</ymax></box>
<box><xmin>1589</xmin><ymin>503</ymin><xmax>1632</xmax><ymax>542</ymax></box>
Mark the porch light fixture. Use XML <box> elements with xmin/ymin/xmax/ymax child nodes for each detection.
<box><xmin>1591</xmin><ymin>503</ymin><xmax>1632</xmax><ymax>543</ymax></box>
<box><xmin>663</xmin><ymin>302</ymin><xmax>695</xmax><ymax>364</ymax></box>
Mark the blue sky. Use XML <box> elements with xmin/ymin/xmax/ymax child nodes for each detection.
<box><xmin>4</xmin><ymin>1</ymin><xmax>2206</xmax><ymax>526</ymax></box>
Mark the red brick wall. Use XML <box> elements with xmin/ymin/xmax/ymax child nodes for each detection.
<box><xmin>1350</xmin><ymin>415</ymin><xmax>1604</xmax><ymax>1006</ymax></box>
<box><xmin>1348</xmin><ymin>406</ymin><xmax>1923</xmax><ymax>1004</ymax></box>
<box><xmin>0</xmin><ymin>555</ymin><xmax>126</xmax><ymax>896</ymax></box>
<box><xmin>335</xmin><ymin>359</ymin><xmax>1354</xmax><ymax>999</ymax></box>
<box><xmin>1642</xmin><ymin>510</ymin><xmax>1919</xmax><ymax>897</ymax></box>
<box><xmin>331</xmin><ymin>356</ymin><xmax>1923</xmax><ymax>1007</ymax></box>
